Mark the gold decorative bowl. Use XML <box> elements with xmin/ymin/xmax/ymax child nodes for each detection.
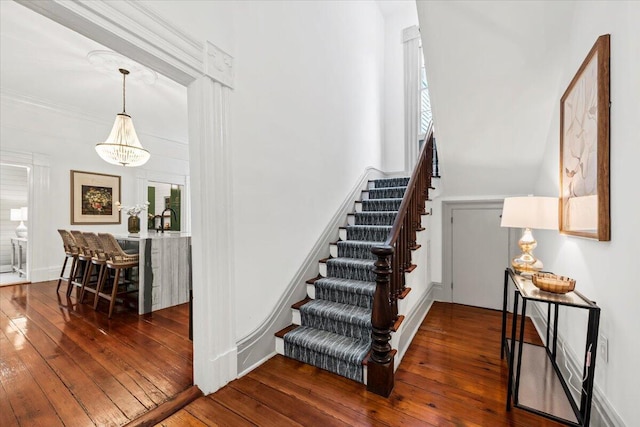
<box><xmin>532</xmin><ymin>273</ymin><xmax>576</xmax><ymax>294</ymax></box>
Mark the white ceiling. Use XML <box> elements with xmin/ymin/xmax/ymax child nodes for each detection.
<box><xmin>0</xmin><ymin>0</ymin><xmax>188</xmax><ymax>144</ymax></box>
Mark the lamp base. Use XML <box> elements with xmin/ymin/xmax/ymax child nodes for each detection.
<box><xmin>512</xmin><ymin>257</ymin><xmax>543</xmax><ymax>276</ymax></box>
<box><xmin>15</xmin><ymin>221</ymin><xmax>27</xmax><ymax>238</ymax></box>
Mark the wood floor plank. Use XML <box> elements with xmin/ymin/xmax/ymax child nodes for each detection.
<box><xmin>253</xmin><ymin>357</ymin><xmax>433</xmax><ymax>426</ymax></box>
<box><xmin>210</xmin><ymin>385</ymin><xmax>304</xmax><ymax>426</ymax></box>
<box><xmin>0</xmin><ymin>302</ymin><xmax>130</xmax><ymax>426</ymax></box>
<box><xmin>0</xmin><ymin>327</ymin><xmax>64</xmax><ymax>427</ymax></box>
<box><xmin>3</xmin><ymin>293</ymin><xmax>152</xmax><ymax>420</ymax></box>
<box><xmin>0</xmin><ymin>281</ymin><xmax>193</xmax><ymax>426</ymax></box>
<box><xmin>1</xmin><ymin>312</ymin><xmax>94</xmax><ymax>426</ymax></box>
<box><xmin>26</xmin><ymin>287</ymin><xmax>192</xmax><ymax>392</ymax></box>
<box><xmin>183</xmin><ymin>397</ymin><xmax>256</xmax><ymax>427</ymax></box>
<box><xmin>156</xmin><ymin>410</ymin><xmax>209</xmax><ymax>427</ymax></box>
<box><xmin>247</xmin><ymin>367</ymin><xmax>384</xmax><ymax>426</ymax></box>
<box><xmin>230</xmin><ymin>375</ymin><xmax>350</xmax><ymax>426</ymax></box>
<box><xmin>0</xmin><ymin>375</ymin><xmax>19</xmax><ymax>427</ymax></box>
<box><xmin>23</xmin><ymin>289</ymin><xmax>177</xmax><ymax>404</ymax></box>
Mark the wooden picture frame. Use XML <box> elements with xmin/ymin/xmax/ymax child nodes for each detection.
<box><xmin>70</xmin><ymin>170</ymin><xmax>121</xmax><ymax>224</ymax></box>
<box><xmin>559</xmin><ymin>34</ymin><xmax>610</xmax><ymax>241</ymax></box>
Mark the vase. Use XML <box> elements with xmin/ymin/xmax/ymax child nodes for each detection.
<box><xmin>128</xmin><ymin>215</ymin><xmax>140</xmax><ymax>234</ymax></box>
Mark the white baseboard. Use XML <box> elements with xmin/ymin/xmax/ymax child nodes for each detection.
<box><xmin>30</xmin><ymin>266</ymin><xmax>60</xmax><ymax>283</ymax></box>
<box><xmin>431</xmin><ymin>282</ymin><xmax>446</xmax><ymax>301</ymax></box>
<box><xmin>194</xmin><ymin>345</ymin><xmax>238</xmax><ymax>395</ymax></box>
<box><xmin>529</xmin><ymin>303</ymin><xmax>625</xmax><ymax>427</ymax></box>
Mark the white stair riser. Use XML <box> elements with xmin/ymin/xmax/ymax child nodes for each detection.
<box><xmin>330</xmin><ymin>244</ymin><xmax>338</xmax><ymax>258</ymax></box>
<box><xmin>347</xmin><ymin>215</ymin><xmax>355</xmax><ymax>226</ymax></box>
<box><xmin>307</xmin><ymin>283</ymin><xmax>315</xmax><ymax>298</ymax></box>
<box><xmin>319</xmin><ymin>262</ymin><xmax>327</xmax><ymax>277</ymax></box>
<box><xmin>339</xmin><ymin>228</ymin><xmax>347</xmax><ymax>241</ymax></box>
<box><xmin>292</xmin><ymin>309</ymin><xmax>301</xmax><ymax>325</ymax></box>
<box><xmin>355</xmin><ymin>202</ymin><xmax>362</xmax><ymax>213</ymax></box>
<box><xmin>361</xmin><ymin>191</ymin><xmax>370</xmax><ymax>200</ymax></box>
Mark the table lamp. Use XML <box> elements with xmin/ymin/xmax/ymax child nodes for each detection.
<box><xmin>10</xmin><ymin>207</ymin><xmax>28</xmax><ymax>238</ymax></box>
<box><xmin>500</xmin><ymin>196</ymin><xmax>558</xmax><ymax>275</ymax></box>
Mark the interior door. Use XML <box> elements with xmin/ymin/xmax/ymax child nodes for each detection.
<box><xmin>452</xmin><ymin>208</ymin><xmax>508</xmax><ymax>310</ymax></box>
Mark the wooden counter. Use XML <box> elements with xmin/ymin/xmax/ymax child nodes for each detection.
<box><xmin>116</xmin><ymin>232</ymin><xmax>191</xmax><ymax>314</ymax></box>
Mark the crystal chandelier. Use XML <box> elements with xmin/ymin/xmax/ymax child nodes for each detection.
<box><xmin>96</xmin><ymin>68</ymin><xmax>150</xmax><ymax>167</ymax></box>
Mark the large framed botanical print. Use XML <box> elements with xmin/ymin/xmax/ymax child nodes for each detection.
<box><xmin>559</xmin><ymin>34</ymin><xmax>610</xmax><ymax>241</ymax></box>
<box><xmin>70</xmin><ymin>170</ymin><xmax>121</xmax><ymax>224</ymax></box>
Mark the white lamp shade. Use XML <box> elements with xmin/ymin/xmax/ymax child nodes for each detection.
<box><xmin>10</xmin><ymin>207</ymin><xmax>27</xmax><ymax>221</ymax></box>
<box><xmin>96</xmin><ymin>113</ymin><xmax>150</xmax><ymax>167</ymax></box>
<box><xmin>501</xmin><ymin>196</ymin><xmax>558</xmax><ymax>230</ymax></box>
<box><xmin>10</xmin><ymin>208</ymin><xmax>22</xmax><ymax>221</ymax></box>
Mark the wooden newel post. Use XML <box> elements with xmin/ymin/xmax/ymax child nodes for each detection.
<box><xmin>368</xmin><ymin>245</ymin><xmax>395</xmax><ymax>397</ymax></box>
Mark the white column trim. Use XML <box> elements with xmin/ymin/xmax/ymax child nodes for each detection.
<box><xmin>188</xmin><ymin>76</ymin><xmax>237</xmax><ymax>394</ymax></box>
<box><xmin>403</xmin><ymin>25</ymin><xmax>421</xmax><ymax>172</ymax></box>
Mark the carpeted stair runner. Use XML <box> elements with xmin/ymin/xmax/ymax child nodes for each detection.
<box><xmin>283</xmin><ymin>177</ymin><xmax>409</xmax><ymax>383</ymax></box>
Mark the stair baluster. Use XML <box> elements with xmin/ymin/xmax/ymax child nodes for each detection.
<box><xmin>367</xmin><ymin>124</ymin><xmax>434</xmax><ymax>397</ymax></box>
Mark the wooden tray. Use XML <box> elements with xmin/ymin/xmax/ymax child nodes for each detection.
<box><xmin>532</xmin><ymin>273</ymin><xmax>576</xmax><ymax>294</ymax></box>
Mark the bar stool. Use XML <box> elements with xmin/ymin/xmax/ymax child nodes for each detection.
<box><xmin>69</xmin><ymin>230</ymin><xmax>91</xmax><ymax>298</ymax></box>
<box><xmin>56</xmin><ymin>230</ymin><xmax>79</xmax><ymax>294</ymax></box>
<box><xmin>94</xmin><ymin>233</ymin><xmax>139</xmax><ymax>318</ymax></box>
<box><xmin>78</xmin><ymin>232</ymin><xmax>107</xmax><ymax>304</ymax></box>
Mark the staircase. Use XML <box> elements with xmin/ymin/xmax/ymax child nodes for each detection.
<box><xmin>275</xmin><ymin>177</ymin><xmax>411</xmax><ymax>384</ymax></box>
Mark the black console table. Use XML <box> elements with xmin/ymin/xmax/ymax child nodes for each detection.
<box><xmin>501</xmin><ymin>268</ymin><xmax>600</xmax><ymax>426</ymax></box>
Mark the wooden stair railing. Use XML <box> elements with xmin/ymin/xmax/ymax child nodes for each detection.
<box><xmin>367</xmin><ymin>123</ymin><xmax>434</xmax><ymax>397</ymax></box>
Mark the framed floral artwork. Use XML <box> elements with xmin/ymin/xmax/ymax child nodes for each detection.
<box><xmin>560</xmin><ymin>34</ymin><xmax>610</xmax><ymax>241</ymax></box>
<box><xmin>70</xmin><ymin>170</ymin><xmax>121</xmax><ymax>224</ymax></box>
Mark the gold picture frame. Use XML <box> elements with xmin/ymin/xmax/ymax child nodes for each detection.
<box><xmin>70</xmin><ymin>170</ymin><xmax>121</xmax><ymax>224</ymax></box>
<box><xmin>559</xmin><ymin>34</ymin><xmax>610</xmax><ymax>241</ymax></box>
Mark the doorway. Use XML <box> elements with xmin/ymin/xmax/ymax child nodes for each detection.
<box><xmin>0</xmin><ymin>163</ymin><xmax>30</xmax><ymax>286</ymax></box>
<box><xmin>443</xmin><ymin>201</ymin><xmax>511</xmax><ymax>310</ymax></box>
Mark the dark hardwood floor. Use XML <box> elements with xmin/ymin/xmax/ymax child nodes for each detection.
<box><xmin>0</xmin><ymin>280</ymin><xmax>192</xmax><ymax>427</ymax></box>
<box><xmin>159</xmin><ymin>302</ymin><xmax>561</xmax><ymax>426</ymax></box>
<box><xmin>1</xmin><ymin>281</ymin><xmax>561</xmax><ymax>426</ymax></box>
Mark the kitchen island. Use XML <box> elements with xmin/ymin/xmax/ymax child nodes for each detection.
<box><xmin>116</xmin><ymin>232</ymin><xmax>191</xmax><ymax>314</ymax></box>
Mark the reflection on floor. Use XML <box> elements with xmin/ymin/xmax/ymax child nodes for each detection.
<box><xmin>0</xmin><ymin>272</ymin><xmax>29</xmax><ymax>286</ymax></box>
<box><xmin>0</xmin><ymin>280</ymin><xmax>192</xmax><ymax>426</ymax></box>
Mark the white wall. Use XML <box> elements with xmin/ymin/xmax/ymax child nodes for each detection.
<box><xmin>0</xmin><ymin>94</ymin><xmax>189</xmax><ymax>281</ymax></box>
<box><xmin>229</xmin><ymin>1</ymin><xmax>385</xmax><ymax>339</ymax></box>
<box><xmin>533</xmin><ymin>2</ymin><xmax>640</xmax><ymax>425</ymax></box>
<box><xmin>380</xmin><ymin>2</ymin><xmax>419</xmax><ymax>172</ymax></box>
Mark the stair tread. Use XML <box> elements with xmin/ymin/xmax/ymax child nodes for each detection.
<box><xmin>363</xmin><ymin>197</ymin><xmax>404</xmax><ymax>202</ymax></box>
<box><xmin>315</xmin><ymin>276</ymin><xmax>375</xmax><ymax>290</ymax></box>
<box><xmin>344</xmin><ymin>225</ymin><xmax>392</xmax><ymax>229</ymax></box>
<box><xmin>337</xmin><ymin>240</ymin><xmax>381</xmax><ymax>247</ymax></box>
<box><xmin>301</xmin><ymin>299</ymin><xmax>371</xmax><ymax>325</ymax></box>
<box><xmin>283</xmin><ymin>325</ymin><xmax>370</xmax><ymax>363</ymax></box>
<box><xmin>292</xmin><ymin>297</ymin><xmax>312</xmax><ymax>310</ymax></box>
<box><xmin>326</xmin><ymin>257</ymin><xmax>375</xmax><ymax>267</ymax></box>
<box><xmin>275</xmin><ymin>324</ymin><xmax>298</xmax><ymax>338</ymax></box>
